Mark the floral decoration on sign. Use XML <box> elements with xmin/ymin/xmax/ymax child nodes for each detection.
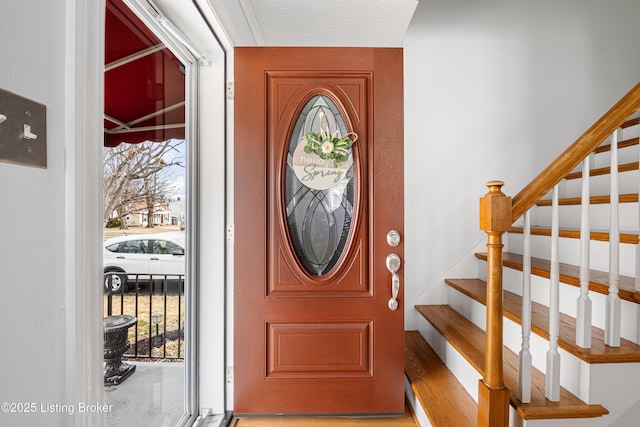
<box><xmin>302</xmin><ymin>112</ymin><xmax>358</xmax><ymax>167</ymax></box>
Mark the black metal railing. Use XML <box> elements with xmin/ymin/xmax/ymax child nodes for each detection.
<box><xmin>104</xmin><ymin>272</ymin><xmax>185</xmax><ymax>360</ymax></box>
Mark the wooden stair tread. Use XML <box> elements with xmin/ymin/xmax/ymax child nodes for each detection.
<box><xmin>445</xmin><ymin>278</ymin><xmax>640</xmax><ymax>363</ymax></box>
<box><xmin>405</xmin><ymin>331</ymin><xmax>477</xmax><ymax>427</ymax></box>
<box><xmin>415</xmin><ymin>305</ymin><xmax>608</xmax><ymax>420</ymax></box>
<box><xmin>475</xmin><ymin>251</ymin><xmax>640</xmax><ymax>304</ymax></box>
<box><xmin>535</xmin><ymin>193</ymin><xmax>638</xmax><ymax>206</ymax></box>
<box><xmin>565</xmin><ymin>162</ymin><xmax>638</xmax><ymax>180</ymax></box>
<box><xmin>509</xmin><ymin>226</ymin><xmax>639</xmax><ymax>244</ymax></box>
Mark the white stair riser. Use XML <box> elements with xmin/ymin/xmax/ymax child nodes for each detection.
<box><xmin>534</xmin><ymin>202</ymin><xmax>639</xmax><ymax>230</ymax></box>
<box><xmin>449</xmin><ymin>285</ymin><xmax>593</xmax><ymax>400</ymax></box>
<box><xmin>417</xmin><ymin>317</ymin><xmax>530</xmax><ymax>427</ymax></box>
<box><xmin>621</xmin><ymin>123</ymin><xmax>640</xmax><ymax>140</ymax></box>
<box><xmin>417</xmin><ymin>320</ymin><xmax>481</xmax><ymax>403</ymax></box>
<box><xmin>478</xmin><ymin>258</ymin><xmax>640</xmax><ymax>344</ymax></box>
<box><xmin>449</xmin><ymin>284</ymin><xmax>640</xmax><ymax>425</ymax></box>
<box><xmin>592</xmin><ymin>118</ymin><xmax>640</xmax><ymax>165</ymax></box>
<box><xmin>562</xmin><ymin>124</ymin><xmax>640</xmax><ymax>196</ymax></box>
<box><xmin>404</xmin><ymin>376</ymin><xmax>431</xmax><ymax>427</ymax></box>
<box><xmin>507</xmin><ymin>232</ymin><xmax>637</xmax><ymax>277</ymax></box>
<box><xmin>417</xmin><ymin>310</ymin><xmax>617</xmax><ymax>427</ymax></box>
<box><xmin>564</xmin><ymin>169</ymin><xmax>639</xmax><ymax>198</ymax></box>
<box><xmin>448</xmin><ymin>285</ymin><xmax>487</xmax><ymax>332</ymax></box>
<box><xmin>593</xmin><ymin>143</ymin><xmax>639</xmax><ymax>169</ymax></box>
<box><xmin>624</xmin><ymin>122</ymin><xmax>640</xmax><ymax>138</ymax></box>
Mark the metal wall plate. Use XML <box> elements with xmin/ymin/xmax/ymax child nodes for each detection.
<box><xmin>0</xmin><ymin>88</ymin><xmax>47</xmax><ymax>168</ymax></box>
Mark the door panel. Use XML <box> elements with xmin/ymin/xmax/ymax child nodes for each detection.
<box><xmin>234</xmin><ymin>47</ymin><xmax>404</xmax><ymax>416</ymax></box>
<box><xmin>266</xmin><ymin>321</ymin><xmax>371</xmax><ymax>377</ymax></box>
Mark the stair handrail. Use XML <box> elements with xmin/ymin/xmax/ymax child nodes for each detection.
<box><xmin>511</xmin><ymin>82</ymin><xmax>640</xmax><ymax>223</ymax></box>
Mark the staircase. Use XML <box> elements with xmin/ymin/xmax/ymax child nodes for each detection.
<box><xmin>405</xmin><ymin>84</ymin><xmax>640</xmax><ymax>427</ymax></box>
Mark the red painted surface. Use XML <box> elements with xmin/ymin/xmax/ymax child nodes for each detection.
<box><xmin>104</xmin><ymin>0</ymin><xmax>185</xmax><ymax>147</ymax></box>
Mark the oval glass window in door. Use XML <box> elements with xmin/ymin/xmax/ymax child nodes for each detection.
<box><xmin>285</xmin><ymin>94</ymin><xmax>356</xmax><ymax>276</ymax></box>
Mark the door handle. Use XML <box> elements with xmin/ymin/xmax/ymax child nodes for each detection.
<box><xmin>386</xmin><ymin>253</ymin><xmax>401</xmax><ymax>311</ymax></box>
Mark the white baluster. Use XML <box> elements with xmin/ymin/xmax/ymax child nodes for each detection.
<box><xmin>546</xmin><ymin>185</ymin><xmax>561</xmax><ymax>402</ymax></box>
<box><xmin>637</xmin><ymin>122</ymin><xmax>640</xmax><ymax>292</ymax></box>
<box><xmin>606</xmin><ymin>129</ymin><xmax>621</xmax><ymax>347</ymax></box>
<box><xmin>576</xmin><ymin>157</ymin><xmax>592</xmax><ymax>348</ymax></box>
<box><xmin>518</xmin><ymin>210</ymin><xmax>532</xmax><ymax>403</ymax></box>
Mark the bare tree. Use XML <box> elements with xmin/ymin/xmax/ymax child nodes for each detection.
<box><xmin>104</xmin><ymin>140</ymin><xmax>184</xmax><ymax>227</ymax></box>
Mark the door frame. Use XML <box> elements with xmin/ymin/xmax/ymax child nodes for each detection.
<box><xmin>124</xmin><ymin>0</ymin><xmax>237</xmax><ymax>424</ymax></box>
<box><xmin>111</xmin><ymin>0</ymin><xmax>203</xmax><ymax>424</ymax></box>
<box><xmin>69</xmin><ymin>0</ymin><xmax>230</xmax><ymax>423</ymax></box>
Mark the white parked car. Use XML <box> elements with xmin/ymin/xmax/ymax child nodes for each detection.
<box><xmin>103</xmin><ymin>232</ymin><xmax>185</xmax><ymax>293</ymax></box>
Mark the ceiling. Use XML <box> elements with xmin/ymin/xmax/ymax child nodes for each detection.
<box><xmin>206</xmin><ymin>0</ymin><xmax>419</xmax><ymax>47</ymax></box>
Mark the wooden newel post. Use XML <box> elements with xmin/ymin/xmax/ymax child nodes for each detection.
<box><xmin>478</xmin><ymin>181</ymin><xmax>511</xmax><ymax>427</ymax></box>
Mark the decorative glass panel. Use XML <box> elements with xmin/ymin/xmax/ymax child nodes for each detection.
<box><xmin>285</xmin><ymin>94</ymin><xmax>355</xmax><ymax>276</ymax></box>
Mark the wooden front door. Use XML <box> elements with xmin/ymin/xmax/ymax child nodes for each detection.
<box><xmin>234</xmin><ymin>47</ymin><xmax>404</xmax><ymax>416</ymax></box>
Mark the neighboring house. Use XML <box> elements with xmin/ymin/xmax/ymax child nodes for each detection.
<box><xmin>1</xmin><ymin>1</ymin><xmax>639</xmax><ymax>427</ymax></box>
<box><xmin>130</xmin><ymin>202</ymin><xmax>171</xmax><ymax>227</ymax></box>
<box><xmin>169</xmin><ymin>196</ymin><xmax>186</xmax><ymax>227</ymax></box>
<box><xmin>109</xmin><ymin>202</ymin><xmax>172</xmax><ymax>227</ymax></box>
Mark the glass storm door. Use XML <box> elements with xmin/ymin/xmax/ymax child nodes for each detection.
<box><xmin>234</xmin><ymin>47</ymin><xmax>404</xmax><ymax>416</ymax></box>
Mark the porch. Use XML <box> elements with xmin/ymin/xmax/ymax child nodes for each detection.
<box><xmin>104</xmin><ymin>361</ymin><xmax>184</xmax><ymax>427</ymax></box>
<box><xmin>103</xmin><ymin>273</ymin><xmax>186</xmax><ymax>426</ymax></box>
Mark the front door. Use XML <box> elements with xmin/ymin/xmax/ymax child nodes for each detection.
<box><xmin>234</xmin><ymin>47</ymin><xmax>404</xmax><ymax>415</ymax></box>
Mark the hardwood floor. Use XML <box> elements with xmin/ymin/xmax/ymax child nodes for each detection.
<box><xmin>232</xmin><ymin>402</ymin><xmax>417</xmax><ymax>426</ymax></box>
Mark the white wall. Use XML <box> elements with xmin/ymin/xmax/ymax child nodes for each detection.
<box><xmin>0</xmin><ymin>1</ymin><xmax>104</xmax><ymax>426</ymax></box>
<box><xmin>404</xmin><ymin>0</ymin><xmax>640</xmax><ymax>328</ymax></box>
